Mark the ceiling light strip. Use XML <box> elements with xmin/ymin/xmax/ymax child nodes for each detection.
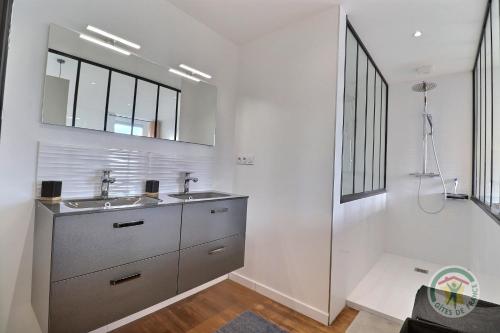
<box><xmin>79</xmin><ymin>34</ymin><xmax>131</xmax><ymax>56</ymax></box>
<box><xmin>87</xmin><ymin>25</ymin><xmax>141</xmax><ymax>49</ymax></box>
<box><xmin>179</xmin><ymin>64</ymin><xmax>212</xmax><ymax>79</ymax></box>
<box><xmin>169</xmin><ymin>68</ymin><xmax>201</xmax><ymax>82</ymax></box>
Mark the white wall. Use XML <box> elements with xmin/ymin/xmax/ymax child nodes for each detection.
<box><xmin>386</xmin><ymin>72</ymin><xmax>473</xmax><ymax>265</ymax></box>
<box><xmin>328</xmin><ymin>7</ymin><xmax>386</xmax><ymax>321</ymax></box>
<box><xmin>0</xmin><ymin>1</ymin><xmax>239</xmax><ymax>332</ymax></box>
<box><xmin>386</xmin><ymin>71</ymin><xmax>500</xmax><ymax>278</ymax></box>
<box><xmin>231</xmin><ymin>7</ymin><xmax>340</xmax><ymax>324</ymax></box>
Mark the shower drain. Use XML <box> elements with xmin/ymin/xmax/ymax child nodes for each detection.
<box><xmin>414</xmin><ymin>267</ymin><xmax>429</xmax><ymax>274</ymax></box>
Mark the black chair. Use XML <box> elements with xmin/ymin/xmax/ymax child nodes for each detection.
<box><xmin>400</xmin><ymin>318</ymin><xmax>462</xmax><ymax>333</ymax></box>
<box><xmin>400</xmin><ymin>286</ymin><xmax>500</xmax><ymax>333</ymax></box>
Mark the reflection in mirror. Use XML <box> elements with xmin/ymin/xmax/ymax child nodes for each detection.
<box><xmin>133</xmin><ymin>80</ymin><xmax>157</xmax><ymax>138</ymax></box>
<box><xmin>106</xmin><ymin>72</ymin><xmax>135</xmax><ymax>134</ymax></box>
<box><xmin>42</xmin><ymin>52</ymin><xmax>78</xmax><ymax>126</ymax></box>
<box><xmin>75</xmin><ymin>62</ymin><xmax>108</xmax><ymax>131</ymax></box>
<box><xmin>177</xmin><ymin>81</ymin><xmax>217</xmax><ymax>146</ymax></box>
<box><xmin>157</xmin><ymin>87</ymin><xmax>178</xmax><ymax>141</ymax></box>
<box><xmin>42</xmin><ymin>23</ymin><xmax>218</xmax><ymax>146</ymax></box>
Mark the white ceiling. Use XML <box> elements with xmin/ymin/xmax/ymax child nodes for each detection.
<box><xmin>343</xmin><ymin>0</ymin><xmax>488</xmax><ymax>82</ymax></box>
<box><xmin>167</xmin><ymin>0</ymin><xmax>340</xmax><ymax>44</ymax></box>
<box><xmin>167</xmin><ymin>0</ymin><xmax>488</xmax><ymax>83</ymax></box>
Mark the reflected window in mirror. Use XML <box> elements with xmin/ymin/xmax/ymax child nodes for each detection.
<box><xmin>106</xmin><ymin>72</ymin><xmax>135</xmax><ymax>134</ymax></box>
<box><xmin>133</xmin><ymin>80</ymin><xmax>157</xmax><ymax>138</ymax></box>
<box><xmin>157</xmin><ymin>87</ymin><xmax>178</xmax><ymax>141</ymax></box>
<box><xmin>75</xmin><ymin>63</ymin><xmax>109</xmax><ymax>131</ymax></box>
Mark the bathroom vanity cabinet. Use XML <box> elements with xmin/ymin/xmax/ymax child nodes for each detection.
<box><xmin>32</xmin><ymin>196</ymin><xmax>247</xmax><ymax>333</ymax></box>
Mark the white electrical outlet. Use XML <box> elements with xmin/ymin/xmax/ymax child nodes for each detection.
<box><xmin>237</xmin><ymin>154</ymin><xmax>255</xmax><ymax>165</ymax></box>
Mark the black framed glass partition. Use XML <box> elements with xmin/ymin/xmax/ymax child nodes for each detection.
<box><xmin>341</xmin><ymin>21</ymin><xmax>389</xmax><ymax>203</ymax></box>
<box><xmin>473</xmin><ymin>0</ymin><xmax>500</xmax><ymax>223</ymax></box>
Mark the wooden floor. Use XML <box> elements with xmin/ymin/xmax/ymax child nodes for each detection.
<box><xmin>113</xmin><ymin>280</ymin><xmax>358</xmax><ymax>333</ymax></box>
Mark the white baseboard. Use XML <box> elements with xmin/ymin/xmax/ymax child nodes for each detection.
<box><xmin>229</xmin><ymin>272</ymin><xmax>330</xmax><ymax>325</ymax></box>
<box><xmin>90</xmin><ymin>275</ymin><xmax>229</xmax><ymax>333</ymax></box>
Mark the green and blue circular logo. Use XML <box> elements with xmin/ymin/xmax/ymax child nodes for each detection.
<box><xmin>427</xmin><ymin>266</ymin><xmax>480</xmax><ymax>318</ymax></box>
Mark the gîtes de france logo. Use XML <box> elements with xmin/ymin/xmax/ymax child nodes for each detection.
<box><xmin>427</xmin><ymin>266</ymin><xmax>480</xmax><ymax>318</ymax></box>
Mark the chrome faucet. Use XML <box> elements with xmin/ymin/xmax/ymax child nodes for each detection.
<box><xmin>101</xmin><ymin>170</ymin><xmax>116</xmax><ymax>198</ymax></box>
<box><xmin>183</xmin><ymin>172</ymin><xmax>198</xmax><ymax>193</ymax></box>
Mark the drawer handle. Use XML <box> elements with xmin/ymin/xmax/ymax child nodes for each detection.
<box><xmin>210</xmin><ymin>208</ymin><xmax>229</xmax><ymax>214</ymax></box>
<box><xmin>209</xmin><ymin>247</ymin><xmax>226</xmax><ymax>255</ymax></box>
<box><xmin>113</xmin><ymin>220</ymin><xmax>144</xmax><ymax>229</ymax></box>
<box><xmin>110</xmin><ymin>273</ymin><xmax>142</xmax><ymax>286</ymax></box>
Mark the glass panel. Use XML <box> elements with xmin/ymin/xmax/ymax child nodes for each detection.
<box><xmin>373</xmin><ymin>73</ymin><xmax>381</xmax><ymax>190</ymax></box>
<box><xmin>365</xmin><ymin>62</ymin><xmax>375</xmax><ymax>192</ymax></box>
<box><xmin>354</xmin><ymin>50</ymin><xmax>367</xmax><ymax>193</ymax></box>
<box><xmin>342</xmin><ymin>31</ymin><xmax>357</xmax><ymax>196</ymax></box>
<box><xmin>485</xmin><ymin>17</ymin><xmax>492</xmax><ymax>205</ymax></box>
<box><xmin>478</xmin><ymin>51</ymin><xmax>483</xmax><ymax>200</ymax></box>
<box><xmin>341</xmin><ymin>24</ymin><xmax>388</xmax><ymax>201</ymax></box>
<box><xmin>134</xmin><ymin>80</ymin><xmax>158</xmax><ymax>138</ymax></box>
<box><xmin>480</xmin><ymin>36</ymin><xmax>489</xmax><ymax>202</ymax></box>
<box><xmin>106</xmin><ymin>72</ymin><xmax>135</xmax><ymax>134</ymax></box>
<box><xmin>475</xmin><ymin>62</ymin><xmax>481</xmax><ymax>198</ymax></box>
<box><xmin>75</xmin><ymin>63</ymin><xmax>108</xmax><ymax>131</ymax></box>
<box><xmin>156</xmin><ymin>87</ymin><xmax>178</xmax><ymax>140</ymax></box>
<box><xmin>479</xmin><ymin>40</ymin><xmax>485</xmax><ymax>202</ymax></box>
<box><xmin>43</xmin><ymin>52</ymin><xmax>79</xmax><ymax>126</ymax></box>
<box><xmin>492</xmin><ymin>0</ymin><xmax>500</xmax><ymax>211</ymax></box>
<box><xmin>380</xmin><ymin>82</ymin><xmax>387</xmax><ymax>189</ymax></box>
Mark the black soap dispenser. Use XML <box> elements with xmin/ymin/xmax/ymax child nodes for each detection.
<box><xmin>40</xmin><ymin>181</ymin><xmax>63</xmax><ymax>202</ymax></box>
<box><xmin>145</xmin><ymin>180</ymin><xmax>160</xmax><ymax>197</ymax></box>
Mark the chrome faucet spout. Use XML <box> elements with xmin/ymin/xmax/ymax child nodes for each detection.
<box><xmin>101</xmin><ymin>170</ymin><xmax>116</xmax><ymax>198</ymax></box>
<box><xmin>183</xmin><ymin>172</ymin><xmax>199</xmax><ymax>194</ymax></box>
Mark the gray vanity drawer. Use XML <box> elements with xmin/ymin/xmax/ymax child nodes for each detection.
<box><xmin>180</xmin><ymin>198</ymin><xmax>247</xmax><ymax>249</ymax></box>
<box><xmin>49</xmin><ymin>252</ymin><xmax>178</xmax><ymax>333</ymax></box>
<box><xmin>178</xmin><ymin>234</ymin><xmax>245</xmax><ymax>293</ymax></box>
<box><xmin>52</xmin><ymin>205</ymin><xmax>181</xmax><ymax>281</ymax></box>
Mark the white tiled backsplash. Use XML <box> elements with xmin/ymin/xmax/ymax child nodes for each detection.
<box><xmin>36</xmin><ymin>142</ymin><xmax>214</xmax><ymax>198</ymax></box>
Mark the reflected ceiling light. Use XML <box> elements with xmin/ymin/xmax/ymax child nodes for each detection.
<box><xmin>86</xmin><ymin>25</ymin><xmax>141</xmax><ymax>49</ymax></box>
<box><xmin>179</xmin><ymin>64</ymin><xmax>212</xmax><ymax>79</ymax></box>
<box><xmin>79</xmin><ymin>34</ymin><xmax>131</xmax><ymax>56</ymax></box>
<box><xmin>414</xmin><ymin>30</ymin><xmax>423</xmax><ymax>38</ymax></box>
<box><xmin>169</xmin><ymin>68</ymin><xmax>201</xmax><ymax>82</ymax></box>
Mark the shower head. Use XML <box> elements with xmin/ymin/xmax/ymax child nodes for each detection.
<box><xmin>412</xmin><ymin>81</ymin><xmax>437</xmax><ymax>92</ymax></box>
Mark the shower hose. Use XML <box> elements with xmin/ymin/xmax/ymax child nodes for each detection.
<box><xmin>417</xmin><ymin>132</ymin><xmax>447</xmax><ymax>214</ymax></box>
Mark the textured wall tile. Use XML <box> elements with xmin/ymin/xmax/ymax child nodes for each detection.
<box><xmin>37</xmin><ymin>143</ymin><xmax>214</xmax><ymax>198</ymax></box>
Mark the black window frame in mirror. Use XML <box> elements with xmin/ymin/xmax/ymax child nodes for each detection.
<box><xmin>47</xmin><ymin>49</ymin><xmax>181</xmax><ymax>141</ymax></box>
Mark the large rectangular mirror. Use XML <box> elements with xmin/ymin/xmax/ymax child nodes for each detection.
<box><xmin>42</xmin><ymin>24</ymin><xmax>217</xmax><ymax>146</ymax></box>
